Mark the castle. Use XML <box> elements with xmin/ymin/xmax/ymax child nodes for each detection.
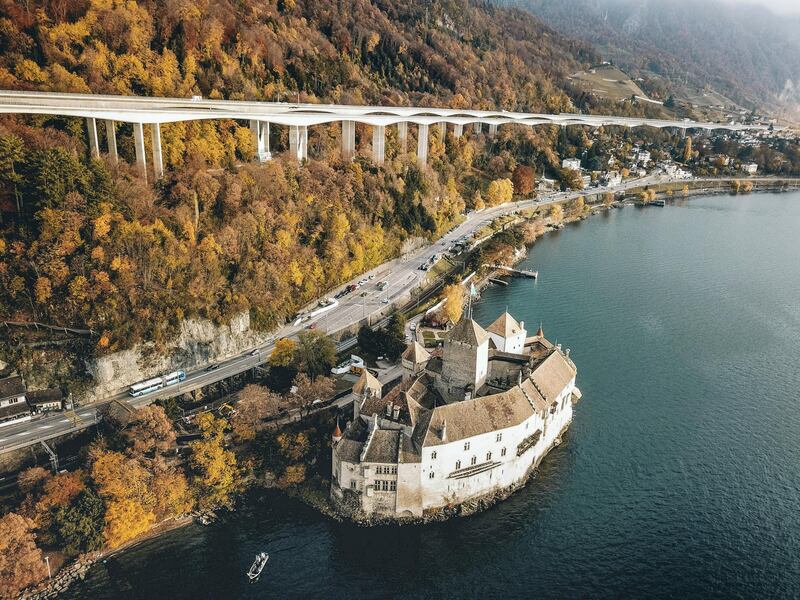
<box><xmin>330</xmin><ymin>311</ymin><xmax>580</xmax><ymax>520</ymax></box>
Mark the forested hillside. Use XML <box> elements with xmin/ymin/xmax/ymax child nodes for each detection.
<box><xmin>499</xmin><ymin>0</ymin><xmax>800</xmax><ymax>116</ymax></box>
<box><xmin>0</xmin><ymin>0</ymin><xmax>606</xmax><ymax>369</ymax></box>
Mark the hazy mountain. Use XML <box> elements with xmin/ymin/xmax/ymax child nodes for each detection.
<box><xmin>498</xmin><ymin>0</ymin><xmax>800</xmax><ymax>115</ymax></box>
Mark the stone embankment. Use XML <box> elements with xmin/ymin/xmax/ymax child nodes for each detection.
<box><xmin>18</xmin><ymin>558</ymin><xmax>94</xmax><ymax>600</ymax></box>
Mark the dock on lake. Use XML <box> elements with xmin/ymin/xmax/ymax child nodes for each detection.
<box><xmin>485</xmin><ymin>265</ymin><xmax>539</xmax><ymax>279</ymax></box>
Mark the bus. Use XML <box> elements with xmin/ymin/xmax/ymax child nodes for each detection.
<box><xmin>129</xmin><ymin>370</ymin><xmax>186</xmax><ymax>397</ymax></box>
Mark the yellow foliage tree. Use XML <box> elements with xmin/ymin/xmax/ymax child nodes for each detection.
<box><xmin>486</xmin><ymin>178</ymin><xmax>514</xmax><ymax>206</ymax></box>
<box><xmin>441</xmin><ymin>284</ymin><xmax>465</xmax><ymax>324</ymax></box>
<box><xmin>190</xmin><ymin>414</ymin><xmax>239</xmax><ymax>510</ymax></box>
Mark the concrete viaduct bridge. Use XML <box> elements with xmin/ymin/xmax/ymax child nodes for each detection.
<box><xmin>0</xmin><ymin>90</ymin><xmax>773</xmax><ymax>182</ymax></box>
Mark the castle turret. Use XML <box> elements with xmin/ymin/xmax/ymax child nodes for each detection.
<box><xmin>536</xmin><ymin>322</ymin><xmax>544</xmax><ymax>338</ymax></box>
<box><xmin>332</xmin><ymin>417</ymin><xmax>343</xmax><ymax>444</ymax></box>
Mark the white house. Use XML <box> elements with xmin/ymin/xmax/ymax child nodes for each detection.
<box><xmin>331</xmin><ymin>312</ymin><xmax>580</xmax><ymax>520</ymax></box>
<box><xmin>561</xmin><ymin>158</ymin><xmax>581</xmax><ymax>171</ymax></box>
<box><xmin>743</xmin><ymin>163</ymin><xmax>758</xmax><ymax>175</ymax></box>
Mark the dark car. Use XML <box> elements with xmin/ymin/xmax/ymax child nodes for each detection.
<box><xmin>205</xmin><ymin>363</ymin><xmax>221</xmax><ymax>372</ymax></box>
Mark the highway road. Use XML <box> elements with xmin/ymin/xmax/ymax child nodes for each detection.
<box><xmin>0</xmin><ymin>173</ymin><xmax>699</xmax><ymax>455</ymax></box>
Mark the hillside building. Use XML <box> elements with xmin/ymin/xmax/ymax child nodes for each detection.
<box><xmin>331</xmin><ymin>311</ymin><xmax>580</xmax><ymax>520</ymax></box>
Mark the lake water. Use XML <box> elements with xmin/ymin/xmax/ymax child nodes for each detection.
<box><xmin>62</xmin><ymin>192</ymin><xmax>800</xmax><ymax>599</ymax></box>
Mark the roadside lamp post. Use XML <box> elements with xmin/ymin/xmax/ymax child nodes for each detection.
<box><xmin>45</xmin><ymin>555</ymin><xmax>51</xmax><ymax>581</ymax></box>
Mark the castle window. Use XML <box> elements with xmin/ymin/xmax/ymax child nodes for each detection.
<box><xmin>429</xmin><ymin>471</ymin><xmax>435</xmax><ymax>479</ymax></box>
<box><xmin>496</xmin><ymin>433</ymin><xmax>503</xmax><ymax>442</ymax></box>
<box><xmin>382</xmin><ymin>480</ymin><xmax>389</xmax><ymax>491</ymax></box>
<box><xmin>471</xmin><ymin>456</ymin><xmax>477</xmax><ymax>466</ymax></box>
<box><xmin>350</xmin><ymin>481</ymin><xmax>357</xmax><ymax>489</ymax></box>
<box><xmin>431</xmin><ymin>451</ymin><xmax>437</xmax><ymax>460</ymax></box>
<box><xmin>464</xmin><ymin>442</ymin><xmax>470</xmax><ymax>450</ymax></box>
<box><xmin>391</xmin><ymin>466</ymin><xmax>397</xmax><ymax>474</ymax></box>
<box><xmin>486</xmin><ymin>452</ymin><xmax>492</xmax><ymax>461</ymax></box>
<box><xmin>389</xmin><ymin>481</ymin><xmax>397</xmax><ymax>491</ymax></box>
<box><xmin>456</xmin><ymin>460</ymin><xmax>461</xmax><ymax>470</ymax></box>
<box><xmin>501</xmin><ymin>447</ymin><xmax>507</xmax><ymax>457</ymax></box>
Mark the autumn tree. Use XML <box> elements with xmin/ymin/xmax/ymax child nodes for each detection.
<box><xmin>682</xmin><ymin>136</ymin><xmax>693</xmax><ymax>163</ymax></box>
<box><xmin>486</xmin><ymin>178</ymin><xmax>514</xmax><ymax>206</ymax></box>
<box><xmin>189</xmin><ymin>413</ymin><xmax>239</xmax><ymax>510</ymax></box>
<box><xmin>549</xmin><ymin>203</ymin><xmax>564</xmax><ymax>223</ymax></box>
<box><xmin>91</xmin><ymin>451</ymin><xmax>156</xmax><ymax>549</ymax></box>
<box><xmin>512</xmin><ymin>165</ymin><xmax>535</xmax><ymax>197</ymax></box>
<box><xmin>0</xmin><ymin>513</ymin><xmax>48</xmax><ymax>598</ymax></box>
<box><xmin>290</xmin><ymin>373</ymin><xmax>335</xmax><ymax>416</ymax></box>
<box><xmin>440</xmin><ymin>284</ymin><xmax>465</xmax><ymax>324</ymax></box>
<box><xmin>231</xmin><ymin>384</ymin><xmax>283</xmax><ymax>441</ymax></box>
<box><xmin>124</xmin><ymin>405</ymin><xmax>177</xmax><ymax>458</ymax></box>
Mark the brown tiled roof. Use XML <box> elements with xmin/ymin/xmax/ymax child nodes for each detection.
<box><xmin>422</xmin><ymin>387</ymin><xmax>535</xmax><ymax>447</ymax></box>
<box><xmin>486</xmin><ymin>311</ymin><xmax>524</xmax><ymax>339</ymax></box>
<box><xmin>447</xmin><ymin>318</ymin><xmax>489</xmax><ymax>347</ymax></box>
<box><xmin>336</xmin><ymin>438</ymin><xmax>363</xmax><ymax>463</ymax></box>
<box><xmin>402</xmin><ymin>341</ymin><xmax>431</xmax><ymax>364</ymax></box>
<box><xmin>352</xmin><ymin>370</ymin><xmax>382</xmax><ymax>396</ymax></box>
<box><xmin>0</xmin><ymin>402</ymin><xmax>31</xmax><ymax>420</ymax></box>
<box><xmin>0</xmin><ymin>375</ymin><xmax>25</xmax><ymax>401</ymax></box>
<box><xmin>363</xmin><ymin>429</ymin><xmax>400</xmax><ymax>463</ymax></box>
<box><xmin>530</xmin><ymin>350</ymin><xmax>576</xmax><ymax>402</ymax></box>
<box><xmin>27</xmin><ymin>389</ymin><xmax>63</xmax><ymax>406</ymax></box>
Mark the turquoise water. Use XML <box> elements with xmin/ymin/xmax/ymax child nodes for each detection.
<box><xmin>63</xmin><ymin>193</ymin><xmax>800</xmax><ymax>599</ymax></box>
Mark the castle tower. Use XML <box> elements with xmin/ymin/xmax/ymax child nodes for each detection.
<box><xmin>486</xmin><ymin>311</ymin><xmax>527</xmax><ymax>354</ymax></box>
<box><xmin>438</xmin><ymin>317</ymin><xmax>490</xmax><ymax>402</ymax></box>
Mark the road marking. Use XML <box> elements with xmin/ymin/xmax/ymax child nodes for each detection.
<box><xmin>38</xmin><ymin>425</ymin><xmax>53</xmax><ymax>429</ymax></box>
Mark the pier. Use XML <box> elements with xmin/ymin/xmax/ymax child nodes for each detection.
<box><xmin>485</xmin><ymin>265</ymin><xmax>539</xmax><ymax>279</ymax></box>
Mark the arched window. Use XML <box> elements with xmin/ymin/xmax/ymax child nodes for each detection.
<box><xmin>471</xmin><ymin>456</ymin><xmax>477</xmax><ymax>466</ymax></box>
<box><xmin>455</xmin><ymin>460</ymin><xmax>461</xmax><ymax>470</ymax></box>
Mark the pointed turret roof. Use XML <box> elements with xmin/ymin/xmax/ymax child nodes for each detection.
<box><xmin>353</xmin><ymin>369</ymin><xmax>382</xmax><ymax>396</ymax></box>
<box><xmin>447</xmin><ymin>318</ymin><xmax>489</xmax><ymax>346</ymax></box>
<box><xmin>486</xmin><ymin>311</ymin><xmax>523</xmax><ymax>339</ymax></box>
<box><xmin>535</xmin><ymin>322</ymin><xmax>544</xmax><ymax>338</ymax></box>
<box><xmin>332</xmin><ymin>418</ymin><xmax>343</xmax><ymax>441</ymax></box>
<box><xmin>402</xmin><ymin>341</ymin><xmax>431</xmax><ymax>364</ymax></box>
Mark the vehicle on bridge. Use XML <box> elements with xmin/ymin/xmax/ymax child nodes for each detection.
<box><xmin>129</xmin><ymin>370</ymin><xmax>186</xmax><ymax>397</ymax></box>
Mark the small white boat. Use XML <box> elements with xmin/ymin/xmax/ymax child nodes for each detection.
<box><xmin>247</xmin><ymin>552</ymin><xmax>269</xmax><ymax>581</ymax></box>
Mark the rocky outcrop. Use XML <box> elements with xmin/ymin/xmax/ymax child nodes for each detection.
<box><xmin>83</xmin><ymin>312</ymin><xmax>269</xmax><ymax>402</ymax></box>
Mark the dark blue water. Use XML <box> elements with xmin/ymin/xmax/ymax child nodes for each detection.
<box><xmin>64</xmin><ymin>193</ymin><xmax>800</xmax><ymax>599</ymax></box>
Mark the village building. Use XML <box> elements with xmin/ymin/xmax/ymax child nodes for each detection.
<box><xmin>561</xmin><ymin>158</ymin><xmax>582</xmax><ymax>171</ymax></box>
<box><xmin>330</xmin><ymin>311</ymin><xmax>580</xmax><ymax>520</ymax></box>
<box><xmin>0</xmin><ymin>375</ymin><xmax>31</xmax><ymax>427</ymax></box>
<box><xmin>742</xmin><ymin>162</ymin><xmax>758</xmax><ymax>175</ymax></box>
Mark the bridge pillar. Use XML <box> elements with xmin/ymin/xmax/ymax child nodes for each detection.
<box><xmin>342</xmin><ymin>120</ymin><xmax>356</xmax><ymax>161</ymax></box>
<box><xmin>474</xmin><ymin>121</ymin><xmax>482</xmax><ymax>135</ymax></box>
<box><xmin>439</xmin><ymin>121</ymin><xmax>447</xmax><ymax>140</ymax></box>
<box><xmin>86</xmin><ymin>117</ymin><xmax>99</xmax><ymax>159</ymax></box>
<box><xmin>151</xmin><ymin>123</ymin><xmax>164</xmax><ymax>179</ymax></box>
<box><xmin>680</xmin><ymin>127</ymin><xmax>687</xmax><ymax>139</ymax></box>
<box><xmin>133</xmin><ymin>122</ymin><xmax>147</xmax><ymax>182</ymax></box>
<box><xmin>454</xmin><ymin>123</ymin><xmax>463</xmax><ymax>138</ymax></box>
<box><xmin>105</xmin><ymin>120</ymin><xmax>118</xmax><ymax>162</ymax></box>
<box><xmin>250</xmin><ymin>120</ymin><xmax>271</xmax><ymax>162</ymax></box>
<box><xmin>417</xmin><ymin>123</ymin><xmax>429</xmax><ymax>167</ymax></box>
<box><xmin>488</xmin><ymin>123</ymin><xmax>498</xmax><ymax>137</ymax></box>
<box><xmin>372</xmin><ymin>125</ymin><xmax>385</xmax><ymax>165</ymax></box>
<box><xmin>289</xmin><ymin>125</ymin><xmax>308</xmax><ymax>161</ymax></box>
<box><xmin>397</xmin><ymin>122</ymin><xmax>408</xmax><ymax>153</ymax></box>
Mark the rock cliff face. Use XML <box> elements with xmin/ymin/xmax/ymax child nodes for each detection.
<box><xmin>83</xmin><ymin>312</ymin><xmax>268</xmax><ymax>402</ymax></box>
